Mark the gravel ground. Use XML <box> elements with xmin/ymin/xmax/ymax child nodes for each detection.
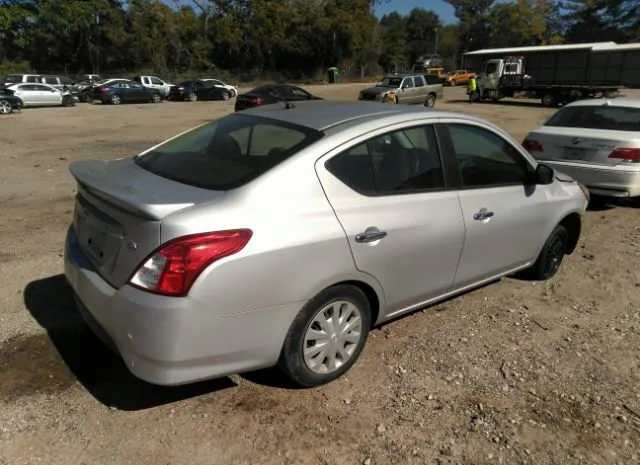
<box><xmin>1</xmin><ymin>84</ymin><xmax>639</xmax><ymax>465</ymax></box>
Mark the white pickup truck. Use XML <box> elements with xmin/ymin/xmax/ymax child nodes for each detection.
<box><xmin>133</xmin><ymin>75</ymin><xmax>174</xmax><ymax>97</ymax></box>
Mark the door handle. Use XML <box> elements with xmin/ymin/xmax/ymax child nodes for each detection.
<box><xmin>473</xmin><ymin>210</ymin><xmax>494</xmax><ymax>221</ymax></box>
<box><xmin>355</xmin><ymin>228</ymin><xmax>388</xmax><ymax>243</ymax></box>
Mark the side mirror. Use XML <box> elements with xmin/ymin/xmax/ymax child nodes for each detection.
<box><xmin>530</xmin><ymin>163</ymin><xmax>554</xmax><ymax>185</ymax></box>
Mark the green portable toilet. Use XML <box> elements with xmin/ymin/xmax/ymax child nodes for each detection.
<box><xmin>328</xmin><ymin>67</ymin><xmax>340</xmax><ymax>84</ymax></box>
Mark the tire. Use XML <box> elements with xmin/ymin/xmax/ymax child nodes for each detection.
<box><xmin>230</xmin><ymin>89</ymin><xmax>236</xmax><ymax>97</ymax></box>
<box><xmin>0</xmin><ymin>101</ymin><xmax>13</xmax><ymax>114</ymax></box>
<box><xmin>222</xmin><ymin>91</ymin><xmax>230</xmax><ymax>100</ymax></box>
<box><xmin>110</xmin><ymin>94</ymin><xmax>121</xmax><ymax>105</ymax></box>
<box><xmin>424</xmin><ymin>94</ymin><xmax>436</xmax><ymax>108</ymax></box>
<box><xmin>188</xmin><ymin>92</ymin><xmax>197</xmax><ymax>102</ymax></box>
<box><xmin>449</xmin><ymin>80</ymin><xmax>456</xmax><ymax>86</ymax></box>
<box><xmin>80</xmin><ymin>90</ymin><xmax>91</xmax><ymax>103</ymax></box>
<box><xmin>151</xmin><ymin>93</ymin><xmax>162</xmax><ymax>103</ymax></box>
<box><xmin>278</xmin><ymin>285</ymin><xmax>371</xmax><ymax>387</ymax></box>
<box><xmin>541</xmin><ymin>93</ymin><xmax>558</xmax><ymax>107</ymax></box>
<box><xmin>524</xmin><ymin>225</ymin><xmax>569</xmax><ymax>280</ymax></box>
<box><xmin>604</xmin><ymin>89</ymin><xmax>619</xmax><ymax>99</ymax></box>
<box><xmin>62</xmin><ymin>95</ymin><xmax>75</xmax><ymax>107</ymax></box>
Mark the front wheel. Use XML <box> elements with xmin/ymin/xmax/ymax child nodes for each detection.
<box><xmin>523</xmin><ymin>225</ymin><xmax>569</xmax><ymax>280</ymax></box>
<box><xmin>541</xmin><ymin>93</ymin><xmax>559</xmax><ymax>107</ymax></box>
<box><xmin>62</xmin><ymin>95</ymin><xmax>76</xmax><ymax>107</ymax></box>
<box><xmin>424</xmin><ymin>94</ymin><xmax>436</xmax><ymax>108</ymax></box>
<box><xmin>278</xmin><ymin>285</ymin><xmax>371</xmax><ymax>387</ymax></box>
<box><xmin>151</xmin><ymin>93</ymin><xmax>162</xmax><ymax>103</ymax></box>
<box><xmin>110</xmin><ymin>94</ymin><xmax>122</xmax><ymax>105</ymax></box>
<box><xmin>80</xmin><ymin>90</ymin><xmax>92</xmax><ymax>103</ymax></box>
<box><xmin>222</xmin><ymin>91</ymin><xmax>230</xmax><ymax>100</ymax></box>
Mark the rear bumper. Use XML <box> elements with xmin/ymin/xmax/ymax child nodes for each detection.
<box><xmin>63</xmin><ymin>226</ymin><xmax>302</xmax><ymax>386</ymax></box>
<box><xmin>541</xmin><ymin>161</ymin><xmax>640</xmax><ymax>197</ymax></box>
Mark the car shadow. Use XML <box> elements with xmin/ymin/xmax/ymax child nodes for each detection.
<box><xmin>588</xmin><ymin>195</ymin><xmax>640</xmax><ymax>211</ymax></box>
<box><xmin>22</xmin><ymin>275</ymin><xmax>236</xmax><ymax>411</ymax></box>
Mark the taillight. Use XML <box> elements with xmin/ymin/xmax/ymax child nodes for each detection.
<box><xmin>99</xmin><ymin>87</ymin><xmax>108</xmax><ymax>93</ymax></box>
<box><xmin>522</xmin><ymin>139</ymin><xmax>544</xmax><ymax>152</ymax></box>
<box><xmin>608</xmin><ymin>148</ymin><xmax>640</xmax><ymax>162</ymax></box>
<box><xmin>249</xmin><ymin>97</ymin><xmax>264</xmax><ymax>105</ymax></box>
<box><xmin>129</xmin><ymin>229</ymin><xmax>252</xmax><ymax>297</ymax></box>
<box><xmin>177</xmin><ymin>87</ymin><xmax>184</xmax><ymax>92</ymax></box>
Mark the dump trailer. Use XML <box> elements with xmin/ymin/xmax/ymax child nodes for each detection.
<box><xmin>462</xmin><ymin>42</ymin><xmax>640</xmax><ymax>107</ymax></box>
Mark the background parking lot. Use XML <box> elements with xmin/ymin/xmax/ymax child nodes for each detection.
<box><xmin>1</xmin><ymin>85</ymin><xmax>639</xmax><ymax>465</ymax></box>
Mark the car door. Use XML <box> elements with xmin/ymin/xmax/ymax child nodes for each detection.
<box><xmin>129</xmin><ymin>82</ymin><xmax>149</xmax><ymax>101</ymax></box>
<box><xmin>440</xmin><ymin>121</ymin><xmax>555</xmax><ymax>288</ymax></box>
<box><xmin>413</xmin><ymin>76</ymin><xmax>427</xmax><ymax>103</ymax></box>
<box><xmin>36</xmin><ymin>84</ymin><xmax>62</xmax><ymax>105</ymax></box>
<box><xmin>315</xmin><ymin>123</ymin><xmax>466</xmax><ymax>317</ymax></box>
<box><xmin>399</xmin><ymin>77</ymin><xmax>415</xmax><ymax>104</ymax></box>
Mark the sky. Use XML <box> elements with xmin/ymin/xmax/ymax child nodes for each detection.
<box><xmin>374</xmin><ymin>0</ymin><xmax>457</xmax><ymax>24</ymax></box>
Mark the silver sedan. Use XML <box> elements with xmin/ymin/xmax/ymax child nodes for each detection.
<box><xmin>7</xmin><ymin>82</ymin><xmax>76</xmax><ymax>107</ymax></box>
<box><xmin>523</xmin><ymin>98</ymin><xmax>640</xmax><ymax>198</ymax></box>
<box><xmin>64</xmin><ymin>101</ymin><xmax>589</xmax><ymax>387</ymax></box>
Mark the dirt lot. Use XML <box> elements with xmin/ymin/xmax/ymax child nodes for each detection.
<box><xmin>1</xmin><ymin>84</ymin><xmax>639</xmax><ymax>465</ymax></box>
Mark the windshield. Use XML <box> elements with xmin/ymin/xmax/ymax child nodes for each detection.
<box><xmin>377</xmin><ymin>77</ymin><xmax>403</xmax><ymax>88</ymax></box>
<box><xmin>2</xmin><ymin>75</ymin><xmax>23</xmax><ymax>84</ymax></box>
<box><xmin>484</xmin><ymin>63</ymin><xmax>498</xmax><ymax>74</ymax></box>
<box><xmin>545</xmin><ymin>105</ymin><xmax>640</xmax><ymax>132</ymax></box>
<box><xmin>135</xmin><ymin>114</ymin><xmax>324</xmax><ymax>190</ymax></box>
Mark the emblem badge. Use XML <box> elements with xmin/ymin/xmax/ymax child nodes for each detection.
<box><xmin>572</xmin><ymin>137</ymin><xmax>581</xmax><ymax>145</ymax></box>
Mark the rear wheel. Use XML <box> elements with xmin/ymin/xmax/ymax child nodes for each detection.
<box><xmin>449</xmin><ymin>80</ymin><xmax>456</xmax><ymax>86</ymax></box>
<box><xmin>424</xmin><ymin>94</ymin><xmax>436</xmax><ymax>108</ymax></box>
<box><xmin>110</xmin><ymin>94</ymin><xmax>122</xmax><ymax>105</ymax></box>
<box><xmin>0</xmin><ymin>101</ymin><xmax>13</xmax><ymax>114</ymax></box>
<box><xmin>278</xmin><ymin>285</ymin><xmax>371</xmax><ymax>387</ymax></box>
<box><xmin>80</xmin><ymin>90</ymin><xmax>92</xmax><ymax>103</ymax></box>
<box><xmin>188</xmin><ymin>92</ymin><xmax>197</xmax><ymax>102</ymax></box>
<box><xmin>523</xmin><ymin>225</ymin><xmax>569</xmax><ymax>280</ymax></box>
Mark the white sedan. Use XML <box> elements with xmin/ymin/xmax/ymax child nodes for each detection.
<box><xmin>7</xmin><ymin>82</ymin><xmax>77</xmax><ymax>107</ymax></box>
<box><xmin>201</xmin><ymin>78</ymin><xmax>237</xmax><ymax>97</ymax></box>
<box><xmin>523</xmin><ymin>98</ymin><xmax>640</xmax><ymax>198</ymax></box>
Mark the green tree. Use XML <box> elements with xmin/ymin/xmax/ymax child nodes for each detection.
<box><xmin>378</xmin><ymin>12</ymin><xmax>406</xmax><ymax>71</ymax></box>
<box><xmin>404</xmin><ymin>7</ymin><xmax>441</xmax><ymax>64</ymax></box>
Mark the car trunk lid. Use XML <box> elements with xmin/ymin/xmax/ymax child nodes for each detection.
<box><xmin>70</xmin><ymin>158</ymin><xmax>225</xmax><ymax>288</ymax></box>
<box><xmin>525</xmin><ymin>126</ymin><xmax>640</xmax><ymax>166</ymax></box>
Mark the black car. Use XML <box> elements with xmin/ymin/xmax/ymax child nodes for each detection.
<box><xmin>168</xmin><ymin>80</ymin><xmax>230</xmax><ymax>102</ymax></box>
<box><xmin>0</xmin><ymin>87</ymin><xmax>23</xmax><ymax>114</ymax></box>
<box><xmin>91</xmin><ymin>80</ymin><xmax>163</xmax><ymax>105</ymax></box>
<box><xmin>234</xmin><ymin>84</ymin><xmax>323</xmax><ymax>112</ymax></box>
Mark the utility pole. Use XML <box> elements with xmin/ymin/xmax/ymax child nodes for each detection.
<box><xmin>434</xmin><ymin>27</ymin><xmax>439</xmax><ymax>54</ymax></box>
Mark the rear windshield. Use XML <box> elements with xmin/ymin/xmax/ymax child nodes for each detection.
<box><xmin>545</xmin><ymin>105</ymin><xmax>640</xmax><ymax>131</ymax></box>
<box><xmin>135</xmin><ymin>114</ymin><xmax>323</xmax><ymax>190</ymax></box>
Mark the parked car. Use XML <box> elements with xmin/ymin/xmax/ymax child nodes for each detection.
<box><xmin>91</xmin><ymin>80</ymin><xmax>163</xmax><ymax>105</ymax></box>
<box><xmin>359</xmin><ymin>74</ymin><xmax>443</xmax><ymax>107</ymax></box>
<box><xmin>444</xmin><ymin>69</ymin><xmax>476</xmax><ymax>86</ymax></box>
<box><xmin>72</xmin><ymin>76</ymin><xmax>115</xmax><ymax>102</ymax></box>
<box><xmin>0</xmin><ymin>87</ymin><xmax>23</xmax><ymax>114</ymax></box>
<box><xmin>39</xmin><ymin>75</ymin><xmax>76</xmax><ymax>91</ymax></box>
<box><xmin>201</xmin><ymin>78</ymin><xmax>238</xmax><ymax>97</ymax></box>
<box><xmin>234</xmin><ymin>84</ymin><xmax>322</xmax><ymax>111</ymax></box>
<box><xmin>6</xmin><ymin>82</ymin><xmax>77</xmax><ymax>107</ymax></box>
<box><xmin>64</xmin><ymin>101</ymin><xmax>588</xmax><ymax>388</ymax></box>
<box><xmin>168</xmin><ymin>80</ymin><xmax>232</xmax><ymax>102</ymax></box>
<box><xmin>523</xmin><ymin>99</ymin><xmax>640</xmax><ymax>198</ymax></box>
<box><xmin>0</xmin><ymin>74</ymin><xmax>42</xmax><ymax>86</ymax></box>
<box><xmin>133</xmin><ymin>75</ymin><xmax>174</xmax><ymax>97</ymax></box>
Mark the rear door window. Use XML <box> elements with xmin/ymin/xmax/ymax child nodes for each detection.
<box><xmin>545</xmin><ymin>105</ymin><xmax>640</xmax><ymax>132</ymax></box>
<box><xmin>135</xmin><ymin>114</ymin><xmax>323</xmax><ymax>190</ymax></box>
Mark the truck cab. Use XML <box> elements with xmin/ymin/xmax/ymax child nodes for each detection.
<box><xmin>481</xmin><ymin>58</ymin><xmax>524</xmax><ymax>91</ymax></box>
<box><xmin>133</xmin><ymin>76</ymin><xmax>174</xmax><ymax>97</ymax></box>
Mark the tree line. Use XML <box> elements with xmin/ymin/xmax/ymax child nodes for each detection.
<box><xmin>0</xmin><ymin>0</ymin><xmax>638</xmax><ymax>80</ymax></box>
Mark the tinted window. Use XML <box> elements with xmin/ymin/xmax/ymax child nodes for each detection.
<box><xmin>26</xmin><ymin>76</ymin><xmax>39</xmax><ymax>83</ymax></box>
<box><xmin>3</xmin><ymin>75</ymin><xmax>22</xmax><ymax>84</ymax></box>
<box><xmin>448</xmin><ymin>124</ymin><xmax>529</xmax><ymax>187</ymax></box>
<box><xmin>151</xmin><ymin>77</ymin><xmax>163</xmax><ymax>85</ymax></box>
<box><xmin>545</xmin><ymin>105</ymin><xmax>640</xmax><ymax>132</ymax></box>
<box><xmin>414</xmin><ymin>76</ymin><xmax>425</xmax><ymax>87</ymax></box>
<box><xmin>402</xmin><ymin>78</ymin><xmax>415</xmax><ymax>88</ymax></box>
<box><xmin>135</xmin><ymin>114</ymin><xmax>323</xmax><ymax>190</ymax></box>
<box><xmin>424</xmin><ymin>75</ymin><xmax>441</xmax><ymax>85</ymax></box>
<box><xmin>485</xmin><ymin>62</ymin><xmax>498</xmax><ymax>74</ymax></box>
<box><xmin>326</xmin><ymin>126</ymin><xmax>444</xmax><ymax>195</ymax></box>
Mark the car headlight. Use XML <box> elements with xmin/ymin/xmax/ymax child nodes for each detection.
<box><xmin>578</xmin><ymin>183</ymin><xmax>590</xmax><ymax>203</ymax></box>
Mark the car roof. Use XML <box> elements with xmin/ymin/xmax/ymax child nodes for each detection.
<box><xmin>238</xmin><ymin>100</ymin><xmax>481</xmax><ymax>131</ymax></box>
<box><xmin>564</xmin><ymin>98</ymin><xmax>640</xmax><ymax>109</ymax></box>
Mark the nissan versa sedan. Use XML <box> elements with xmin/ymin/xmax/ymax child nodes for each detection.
<box><xmin>64</xmin><ymin>101</ymin><xmax>589</xmax><ymax>388</ymax></box>
<box><xmin>523</xmin><ymin>99</ymin><xmax>640</xmax><ymax>198</ymax></box>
